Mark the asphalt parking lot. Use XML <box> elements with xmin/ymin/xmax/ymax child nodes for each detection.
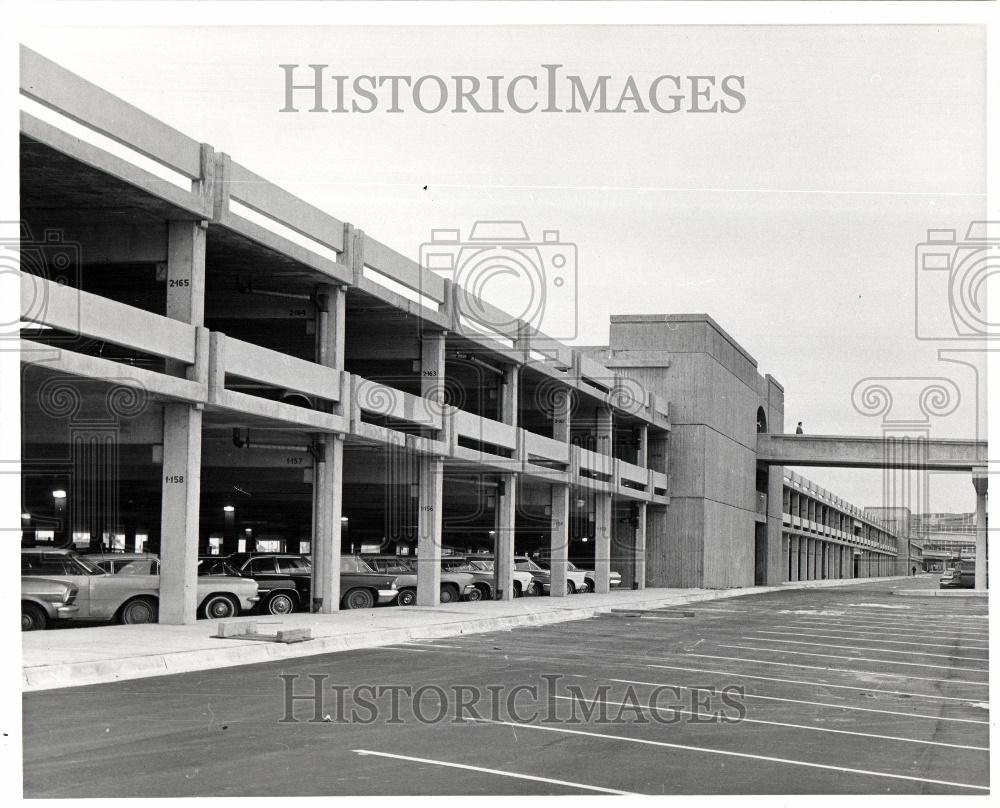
<box><xmin>23</xmin><ymin>577</ymin><xmax>989</xmax><ymax>796</ymax></box>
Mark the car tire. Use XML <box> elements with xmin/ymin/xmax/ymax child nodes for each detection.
<box><xmin>21</xmin><ymin>603</ymin><xmax>46</xmax><ymax>632</ymax></box>
<box><xmin>439</xmin><ymin>585</ymin><xmax>459</xmax><ymax>604</ymax></box>
<box><xmin>119</xmin><ymin>596</ymin><xmax>158</xmax><ymax>625</ymax></box>
<box><xmin>266</xmin><ymin>591</ymin><xmax>297</xmax><ymax>615</ymax></box>
<box><xmin>475</xmin><ymin>583</ymin><xmax>493</xmax><ymax>601</ymax></box>
<box><xmin>527</xmin><ymin>581</ymin><xmax>544</xmax><ymax>597</ymax></box>
<box><xmin>200</xmin><ymin>594</ymin><xmax>239</xmax><ymax>620</ymax></box>
<box><xmin>464</xmin><ymin>587</ymin><xmax>483</xmax><ymax>602</ymax></box>
<box><xmin>342</xmin><ymin>588</ymin><xmax>375</xmax><ymax>610</ymax></box>
<box><xmin>513</xmin><ymin>581</ymin><xmax>523</xmax><ymax>598</ymax></box>
<box><xmin>397</xmin><ymin>588</ymin><xmax>417</xmax><ymax>606</ymax></box>
<box><xmin>566</xmin><ymin>580</ymin><xmax>576</xmax><ymax>595</ymax></box>
<box><xmin>580</xmin><ymin>579</ymin><xmax>593</xmax><ymax>594</ymax></box>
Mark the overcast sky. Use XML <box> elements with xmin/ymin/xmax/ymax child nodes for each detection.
<box><xmin>22</xmin><ymin>24</ymin><xmax>987</xmax><ymax>512</ymax></box>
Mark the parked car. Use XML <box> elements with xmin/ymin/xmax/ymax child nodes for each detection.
<box><xmin>363</xmin><ymin>555</ymin><xmax>478</xmax><ymax>605</ymax></box>
<box><xmin>211</xmin><ymin>554</ymin><xmax>307</xmax><ymax>614</ymax></box>
<box><xmin>537</xmin><ymin>559</ymin><xmax>621</xmax><ymax>592</ymax></box>
<box><xmin>23</xmin><ymin>549</ymin><xmax>258</xmax><ymax>624</ymax></box>
<box><xmin>21</xmin><ymin>577</ymin><xmax>79</xmax><ymax>630</ymax></box>
<box><xmin>463</xmin><ymin>555</ymin><xmax>538</xmax><ymax>597</ymax></box>
<box><xmin>940</xmin><ymin>560</ymin><xmax>980</xmax><ymax>589</ymax></box>
<box><xmin>441</xmin><ymin>557</ymin><xmax>498</xmax><ymax>600</ymax></box>
<box><xmin>226</xmin><ymin>552</ymin><xmax>400</xmax><ymax>610</ymax></box>
<box><xmin>531</xmin><ymin>558</ymin><xmax>592</xmax><ymax>594</ymax></box>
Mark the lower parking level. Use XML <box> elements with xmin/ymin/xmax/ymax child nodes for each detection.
<box><xmin>22</xmin><ymin>575</ymin><xmax>988</xmax><ymax>796</ymax></box>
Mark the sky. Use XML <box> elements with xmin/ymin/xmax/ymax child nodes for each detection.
<box><xmin>20</xmin><ymin>23</ymin><xmax>988</xmax><ymax>513</ymax></box>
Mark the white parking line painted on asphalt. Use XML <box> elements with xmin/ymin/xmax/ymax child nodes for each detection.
<box><xmin>549</xmin><ymin>695</ymin><xmax>988</xmax><ymax>751</ymax></box>
<box><xmin>678</xmin><ymin>655</ymin><xmax>990</xmax><ymax>688</ymax></box>
<box><xmin>743</xmin><ymin>636</ymin><xmax>989</xmax><ymax>662</ymax></box>
<box><xmin>720</xmin><ymin>643</ymin><xmax>990</xmax><ymax>673</ymax></box>
<box><xmin>352</xmin><ymin>750</ymin><xmax>636</xmax><ymax>795</ymax></box>
<box><xmin>773</xmin><ymin>619</ymin><xmax>990</xmax><ymax>638</ymax></box>
<box><xmin>608</xmin><ymin>677</ymin><xmax>989</xmax><ymax>725</ymax></box>
<box><xmin>646</xmin><ymin>664</ymin><xmax>987</xmax><ymax>704</ymax></box>
<box><xmin>757</xmin><ymin>628</ymin><xmax>990</xmax><ymax>651</ymax></box>
<box><xmin>786</xmin><ymin>615</ymin><xmax>991</xmax><ymax>632</ymax></box>
<box><xmin>470</xmin><ymin>720</ymin><xmax>989</xmax><ymax>792</ymax></box>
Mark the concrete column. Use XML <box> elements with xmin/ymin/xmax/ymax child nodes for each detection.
<box><xmin>548</xmin><ymin>483</ymin><xmax>570</xmax><ymax>597</ymax></box>
<box><xmin>635</xmin><ymin>501</ymin><xmax>648</xmax><ymax>590</ymax></box>
<box><xmin>636</xmin><ymin>425</ymin><xmax>649</xmax><ymax>467</ymax></box>
<box><xmin>798</xmin><ymin>535</ymin><xmax>808</xmax><ymax>580</ymax></box>
<box><xmin>553</xmin><ymin>386</ymin><xmax>572</xmax><ymax>443</ymax></box>
<box><xmin>500</xmin><ymin>364</ymin><xmax>519</xmax><ymax>427</ymax></box>
<box><xmin>312</xmin><ymin>283</ymin><xmax>346</xmax><ymax>613</ymax></box>
<box><xmin>312</xmin><ymin>435</ymin><xmax>343</xmax><ymax>613</ymax></box>
<box><xmin>159</xmin><ymin>403</ymin><xmax>202</xmax><ymax>624</ymax></box>
<box><xmin>421</xmin><ymin>332</ymin><xmax>447</xmax><ymax>400</ymax></box>
<box><xmin>159</xmin><ymin>220</ymin><xmax>206</xmax><ymax>625</ymax></box>
<box><xmin>789</xmin><ymin>536</ymin><xmax>799</xmax><ymax>582</ymax></box>
<box><xmin>596</xmin><ymin>407</ymin><xmax>613</xmax><ymax>457</ymax></box>
<box><xmin>973</xmin><ymin>473</ymin><xmax>987</xmax><ymax>590</ymax></box>
<box><xmin>594</xmin><ymin>492</ymin><xmax>613</xmax><ymax>593</ymax></box>
<box><xmin>494</xmin><ymin>474</ymin><xmax>517</xmax><ymax>599</ymax></box>
<box><xmin>765</xmin><ymin>464</ymin><xmax>785</xmax><ymax>584</ymax></box>
<box><xmin>417</xmin><ymin>455</ymin><xmax>444</xmax><ymax>606</ymax></box>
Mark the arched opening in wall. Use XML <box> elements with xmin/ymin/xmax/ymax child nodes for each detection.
<box><xmin>756</xmin><ymin>406</ymin><xmax>768</xmax><ymax>434</ymax></box>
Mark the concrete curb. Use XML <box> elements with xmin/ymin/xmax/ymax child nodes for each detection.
<box><xmin>22</xmin><ymin>577</ymin><xmax>911</xmax><ymax>692</ymax></box>
<box><xmin>892</xmin><ymin>589</ymin><xmax>988</xmax><ymax>598</ymax></box>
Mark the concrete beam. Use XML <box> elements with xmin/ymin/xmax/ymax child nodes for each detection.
<box><xmin>757</xmin><ymin>433</ymin><xmax>987</xmax><ymax>471</ymax></box>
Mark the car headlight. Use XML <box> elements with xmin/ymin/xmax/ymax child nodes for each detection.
<box><xmin>64</xmin><ymin>585</ymin><xmax>78</xmax><ymax>605</ymax></box>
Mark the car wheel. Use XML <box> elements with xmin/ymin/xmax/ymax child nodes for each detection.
<box><xmin>119</xmin><ymin>597</ymin><xmax>158</xmax><ymax>625</ymax></box>
<box><xmin>475</xmin><ymin>583</ymin><xmax>493</xmax><ymax>601</ymax></box>
<box><xmin>566</xmin><ymin>580</ymin><xmax>576</xmax><ymax>595</ymax></box>
<box><xmin>580</xmin><ymin>579</ymin><xmax>593</xmax><ymax>594</ymax></box>
<box><xmin>266</xmin><ymin>591</ymin><xmax>297</xmax><ymax>615</ymax></box>
<box><xmin>21</xmin><ymin>603</ymin><xmax>46</xmax><ymax>631</ymax></box>
<box><xmin>464</xmin><ymin>587</ymin><xmax>483</xmax><ymax>602</ymax></box>
<box><xmin>439</xmin><ymin>585</ymin><xmax>459</xmax><ymax>604</ymax></box>
<box><xmin>342</xmin><ymin>588</ymin><xmax>375</xmax><ymax>610</ymax></box>
<box><xmin>201</xmin><ymin>594</ymin><xmax>239</xmax><ymax>620</ymax></box>
<box><xmin>513</xmin><ymin>581</ymin><xmax>523</xmax><ymax>598</ymax></box>
<box><xmin>527</xmin><ymin>581</ymin><xmax>544</xmax><ymax>597</ymax></box>
<box><xmin>397</xmin><ymin>588</ymin><xmax>417</xmax><ymax>606</ymax></box>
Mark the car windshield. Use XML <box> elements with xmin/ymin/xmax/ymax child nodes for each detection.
<box><xmin>515</xmin><ymin>558</ymin><xmax>544</xmax><ymax>572</ymax></box>
<box><xmin>341</xmin><ymin>556</ymin><xmax>377</xmax><ymax>574</ymax></box>
<box><xmin>467</xmin><ymin>559</ymin><xmax>493</xmax><ymax>572</ymax></box>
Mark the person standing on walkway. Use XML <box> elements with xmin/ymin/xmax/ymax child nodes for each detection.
<box><xmin>795</xmin><ymin>422</ymin><xmax>804</xmax><ymax>434</ymax></box>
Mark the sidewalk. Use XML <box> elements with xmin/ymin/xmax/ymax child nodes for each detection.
<box><xmin>22</xmin><ymin>576</ymin><xmax>907</xmax><ymax>692</ymax></box>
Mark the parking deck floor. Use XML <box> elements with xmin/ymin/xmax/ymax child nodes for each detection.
<box><xmin>23</xmin><ymin>577</ymin><xmax>988</xmax><ymax>796</ymax></box>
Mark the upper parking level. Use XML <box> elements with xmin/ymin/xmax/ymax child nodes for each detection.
<box><xmin>17</xmin><ymin>46</ymin><xmax>669</xmax><ymax>503</ymax></box>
